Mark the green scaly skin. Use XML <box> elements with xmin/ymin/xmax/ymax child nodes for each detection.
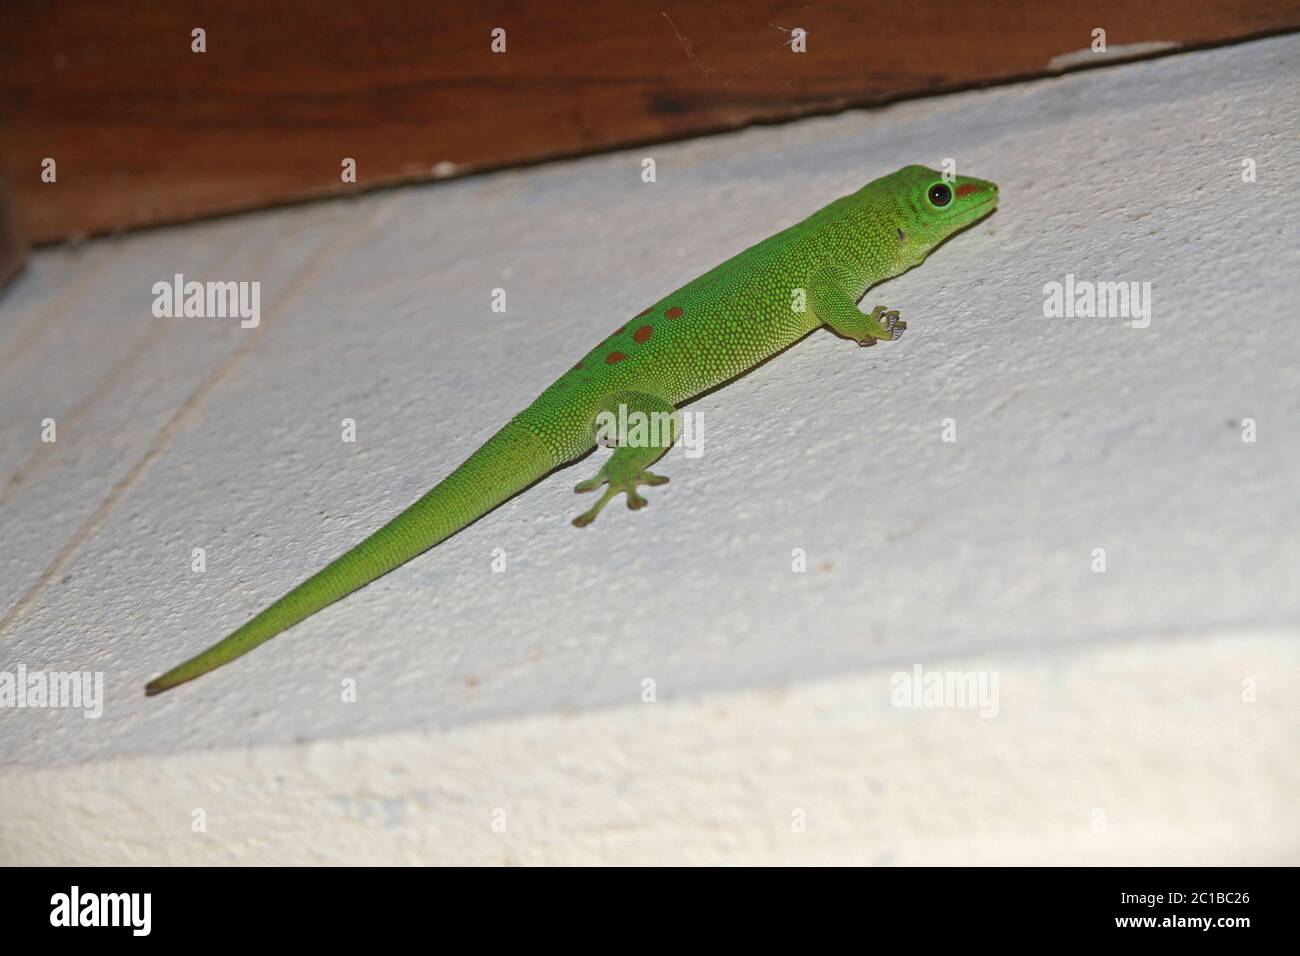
<box><xmin>145</xmin><ymin>165</ymin><xmax>998</xmax><ymax>695</ymax></box>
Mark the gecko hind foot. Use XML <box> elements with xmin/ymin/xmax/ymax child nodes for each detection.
<box><xmin>573</xmin><ymin>468</ymin><xmax>669</xmax><ymax>527</ymax></box>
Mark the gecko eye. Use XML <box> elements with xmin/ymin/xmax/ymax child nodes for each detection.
<box><xmin>927</xmin><ymin>183</ymin><xmax>952</xmax><ymax>208</ymax></box>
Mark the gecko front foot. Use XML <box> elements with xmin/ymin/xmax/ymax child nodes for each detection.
<box><xmin>573</xmin><ymin>464</ymin><xmax>669</xmax><ymax>527</ymax></box>
<box><xmin>856</xmin><ymin>306</ymin><xmax>906</xmax><ymax>346</ymax></box>
<box><xmin>852</xmin><ymin>306</ymin><xmax>904</xmax><ymax>348</ymax></box>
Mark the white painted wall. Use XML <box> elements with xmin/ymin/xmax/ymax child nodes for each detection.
<box><xmin>1</xmin><ymin>35</ymin><xmax>1296</xmax><ymax>865</ymax></box>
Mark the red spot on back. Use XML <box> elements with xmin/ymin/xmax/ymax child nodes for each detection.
<box><xmin>955</xmin><ymin>184</ymin><xmax>980</xmax><ymax>198</ymax></box>
<box><xmin>605</xmin><ymin>351</ymin><xmax>627</xmax><ymax>365</ymax></box>
<box><xmin>665</xmin><ymin>306</ymin><xmax>684</xmax><ymax>319</ymax></box>
<box><xmin>635</xmin><ymin>307</ymin><xmax>653</xmax><ymax>318</ymax></box>
<box><xmin>633</xmin><ymin>324</ymin><xmax>653</xmax><ymax>343</ymax></box>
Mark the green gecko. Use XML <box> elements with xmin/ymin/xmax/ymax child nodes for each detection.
<box><xmin>145</xmin><ymin>164</ymin><xmax>998</xmax><ymax>695</ymax></box>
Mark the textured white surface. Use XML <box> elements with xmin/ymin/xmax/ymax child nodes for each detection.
<box><xmin>3</xmin><ymin>632</ymin><xmax>1294</xmax><ymax>865</ymax></box>
<box><xmin>1</xmin><ymin>36</ymin><xmax>1298</xmax><ymax>864</ymax></box>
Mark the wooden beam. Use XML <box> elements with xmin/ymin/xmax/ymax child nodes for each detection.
<box><xmin>0</xmin><ymin>181</ymin><xmax>26</xmax><ymax>289</ymax></box>
<box><xmin>2</xmin><ymin>0</ymin><xmax>1297</xmax><ymax>244</ymax></box>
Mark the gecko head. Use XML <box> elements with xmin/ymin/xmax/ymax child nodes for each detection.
<box><xmin>888</xmin><ymin>165</ymin><xmax>999</xmax><ymax>267</ymax></box>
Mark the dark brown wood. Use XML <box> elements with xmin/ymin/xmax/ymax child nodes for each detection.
<box><xmin>0</xmin><ymin>181</ymin><xmax>26</xmax><ymax>289</ymax></box>
<box><xmin>2</xmin><ymin>0</ymin><xmax>1297</xmax><ymax>245</ymax></box>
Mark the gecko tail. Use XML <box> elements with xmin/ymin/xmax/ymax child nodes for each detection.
<box><xmin>145</xmin><ymin>422</ymin><xmax>555</xmax><ymax>696</ymax></box>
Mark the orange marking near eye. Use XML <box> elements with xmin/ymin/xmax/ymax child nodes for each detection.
<box><xmin>633</xmin><ymin>324</ymin><xmax>653</xmax><ymax>343</ymax></box>
<box><xmin>665</xmin><ymin>306</ymin><xmax>684</xmax><ymax>319</ymax></box>
<box><xmin>955</xmin><ymin>184</ymin><xmax>980</xmax><ymax>198</ymax></box>
<box><xmin>606</xmin><ymin>351</ymin><xmax>627</xmax><ymax>365</ymax></box>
